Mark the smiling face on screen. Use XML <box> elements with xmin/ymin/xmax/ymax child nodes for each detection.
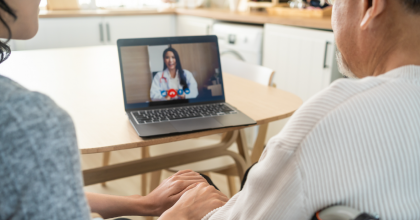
<box><xmin>164</xmin><ymin>51</ymin><xmax>177</xmax><ymax>73</ymax></box>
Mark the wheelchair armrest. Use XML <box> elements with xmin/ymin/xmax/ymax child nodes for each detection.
<box><xmin>317</xmin><ymin>205</ymin><xmax>379</xmax><ymax>220</ymax></box>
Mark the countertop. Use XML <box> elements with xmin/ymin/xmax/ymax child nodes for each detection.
<box><xmin>38</xmin><ymin>8</ymin><xmax>332</xmax><ymax>30</ymax></box>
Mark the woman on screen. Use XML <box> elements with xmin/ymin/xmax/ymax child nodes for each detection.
<box><xmin>150</xmin><ymin>47</ymin><xmax>198</xmax><ymax>101</ymax></box>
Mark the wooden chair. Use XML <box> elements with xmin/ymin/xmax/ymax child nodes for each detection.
<box><xmin>149</xmin><ymin>57</ymin><xmax>276</xmax><ymax>197</ymax></box>
<box><xmin>101</xmin><ymin>146</ymin><xmax>152</xmax><ymax>196</ymax></box>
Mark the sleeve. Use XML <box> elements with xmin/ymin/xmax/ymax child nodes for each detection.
<box><xmin>202</xmin><ymin>140</ymin><xmax>306</xmax><ymax>220</ymax></box>
<box><xmin>0</xmin><ymin>91</ymin><xmax>91</xmax><ymax>220</ymax></box>
<box><xmin>184</xmin><ymin>70</ymin><xmax>198</xmax><ymax>99</ymax></box>
<box><xmin>150</xmin><ymin>72</ymin><xmax>165</xmax><ymax>101</ymax></box>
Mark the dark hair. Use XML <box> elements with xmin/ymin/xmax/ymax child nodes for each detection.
<box><xmin>402</xmin><ymin>0</ymin><xmax>420</xmax><ymax>13</ymax></box>
<box><xmin>0</xmin><ymin>0</ymin><xmax>17</xmax><ymax>63</ymax></box>
<box><xmin>162</xmin><ymin>47</ymin><xmax>188</xmax><ymax>90</ymax></box>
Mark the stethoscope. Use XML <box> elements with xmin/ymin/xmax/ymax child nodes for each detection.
<box><xmin>160</xmin><ymin>71</ymin><xmax>167</xmax><ymax>84</ymax></box>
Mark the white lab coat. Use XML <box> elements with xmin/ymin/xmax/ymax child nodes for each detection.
<box><xmin>150</xmin><ymin>69</ymin><xmax>198</xmax><ymax>101</ymax></box>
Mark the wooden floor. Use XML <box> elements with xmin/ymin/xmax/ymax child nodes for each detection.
<box><xmin>82</xmin><ymin>134</ymin><xmax>241</xmax><ymax>220</ymax></box>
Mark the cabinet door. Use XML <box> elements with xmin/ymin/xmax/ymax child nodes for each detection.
<box><xmin>13</xmin><ymin>17</ymin><xmax>103</xmax><ymax>50</ymax></box>
<box><xmin>263</xmin><ymin>24</ymin><xmax>342</xmax><ymax>140</ymax></box>
<box><xmin>103</xmin><ymin>15</ymin><xmax>176</xmax><ymax>45</ymax></box>
<box><xmin>263</xmin><ymin>24</ymin><xmax>341</xmax><ymax>102</ymax></box>
<box><xmin>177</xmin><ymin>15</ymin><xmax>214</xmax><ymax>36</ymax></box>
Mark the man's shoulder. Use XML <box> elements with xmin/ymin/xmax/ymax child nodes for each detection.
<box><xmin>301</xmin><ymin>76</ymin><xmax>389</xmax><ymax>117</ymax></box>
<box><xmin>269</xmin><ymin>76</ymin><xmax>389</xmax><ymax>149</ymax></box>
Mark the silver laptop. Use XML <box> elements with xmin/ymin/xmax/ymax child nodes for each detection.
<box><xmin>117</xmin><ymin>35</ymin><xmax>256</xmax><ymax>137</ymax></box>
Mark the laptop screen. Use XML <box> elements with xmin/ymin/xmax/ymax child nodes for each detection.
<box><xmin>118</xmin><ymin>36</ymin><xmax>225</xmax><ymax>110</ymax></box>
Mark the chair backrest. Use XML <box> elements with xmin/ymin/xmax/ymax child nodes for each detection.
<box><xmin>221</xmin><ymin>57</ymin><xmax>275</xmax><ymax>87</ymax></box>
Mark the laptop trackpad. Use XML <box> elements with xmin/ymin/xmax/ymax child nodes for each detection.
<box><xmin>171</xmin><ymin>118</ymin><xmax>223</xmax><ymax>132</ymax></box>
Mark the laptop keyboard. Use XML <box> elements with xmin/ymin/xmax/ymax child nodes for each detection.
<box><xmin>131</xmin><ymin>103</ymin><xmax>237</xmax><ymax>124</ymax></box>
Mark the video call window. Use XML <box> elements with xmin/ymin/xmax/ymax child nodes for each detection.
<box><xmin>120</xmin><ymin>42</ymin><xmax>223</xmax><ymax>107</ymax></box>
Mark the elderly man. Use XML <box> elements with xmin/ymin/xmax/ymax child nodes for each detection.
<box><xmin>161</xmin><ymin>0</ymin><xmax>420</xmax><ymax>219</ymax></box>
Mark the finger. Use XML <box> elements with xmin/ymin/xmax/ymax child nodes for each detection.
<box><xmin>213</xmin><ymin>188</ymin><xmax>228</xmax><ymax>201</ymax></box>
<box><xmin>217</xmin><ymin>193</ymin><xmax>229</xmax><ymax>202</ymax></box>
<box><xmin>177</xmin><ymin>171</ymin><xmax>202</xmax><ymax>177</ymax></box>
<box><xmin>178</xmin><ymin>172</ymin><xmax>201</xmax><ymax>177</ymax></box>
<box><xmin>171</xmin><ymin>179</ymin><xmax>208</xmax><ymax>193</ymax></box>
<box><xmin>170</xmin><ymin>173</ymin><xmax>207</xmax><ymax>183</ymax></box>
<box><xmin>214</xmin><ymin>189</ymin><xmax>228</xmax><ymax>198</ymax></box>
<box><xmin>172</xmin><ymin>182</ymin><xmax>200</xmax><ymax>199</ymax></box>
<box><xmin>172</xmin><ymin>175</ymin><xmax>206</xmax><ymax>181</ymax></box>
<box><xmin>167</xmin><ymin>172</ymin><xmax>204</xmax><ymax>186</ymax></box>
<box><xmin>175</xmin><ymin>170</ymin><xmax>196</xmax><ymax>176</ymax></box>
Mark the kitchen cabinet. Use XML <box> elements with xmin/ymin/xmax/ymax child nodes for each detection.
<box><xmin>13</xmin><ymin>17</ymin><xmax>103</xmax><ymax>50</ymax></box>
<box><xmin>103</xmin><ymin>15</ymin><xmax>176</xmax><ymax>45</ymax></box>
<box><xmin>177</xmin><ymin>15</ymin><xmax>214</xmax><ymax>36</ymax></box>
<box><xmin>263</xmin><ymin>24</ymin><xmax>342</xmax><ymax>139</ymax></box>
<box><xmin>12</xmin><ymin>15</ymin><xmax>176</xmax><ymax>50</ymax></box>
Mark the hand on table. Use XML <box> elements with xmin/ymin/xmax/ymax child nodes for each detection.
<box><xmin>159</xmin><ymin>182</ymin><xmax>229</xmax><ymax>220</ymax></box>
<box><xmin>142</xmin><ymin>170</ymin><xmax>207</xmax><ymax>216</ymax></box>
<box><xmin>86</xmin><ymin>170</ymin><xmax>206</xmax><ymax>218</ymax></box>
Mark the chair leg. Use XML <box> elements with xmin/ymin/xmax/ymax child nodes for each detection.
<box><xmin>141</xmin><ymin>146</ymin><xmax>150</xmax><ymax>196</ymax></box>
<box><xmin>221</xmin><ymin>132</ymin><xmax>227</xmax><ymax>140</ymax></box>
<box><xmin>251</xmin><ymin>123</ymin><xmax>269</xmax><ymax>164</ymax></box>
<box><xmin>227</xmin><ymin>175</ymin><xmax>237</xmax><ymax>197</ymax></box>
<box><xmin>101</xmin><ymin>152</ymin><xmax>111</xmax><ymax>187</ymax></box>
<box><xmin>150</xmin><ymin>170</ymin><xmax>162</xmax><ymax>192</ymax></box>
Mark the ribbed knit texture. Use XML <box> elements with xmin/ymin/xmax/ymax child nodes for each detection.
<box><xmin>203</xmin><ymin>65</ymin><xmax>420</xmax><ymax>220</ymax></box>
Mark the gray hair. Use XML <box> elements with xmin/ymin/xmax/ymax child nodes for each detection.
<box><xmin>402</xmin><ymin>0</ymin><xmax>420</xmax><ymax>13</ymax></box>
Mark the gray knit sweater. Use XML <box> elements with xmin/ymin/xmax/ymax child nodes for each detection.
<box><xmin>0</xmin><ymin>75</ymin><xmax>90</xmax><ymax>220</ymax></box>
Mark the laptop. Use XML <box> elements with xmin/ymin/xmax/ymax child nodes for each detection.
<box><xmin>117</xmin><ymin>35</ymin><xmax>256</xmax><ymax>137</ymax></box>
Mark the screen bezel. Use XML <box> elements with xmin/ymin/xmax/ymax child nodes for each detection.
<box><xmin>117</xmin><ymin>35</ymin><xmax>225</xmax><ymax>111</ymax></box>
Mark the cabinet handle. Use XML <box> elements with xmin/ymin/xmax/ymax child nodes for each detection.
<box><xmin>323</xmin><ymin>41</ymin><xmax>331</xmax><ymax>69</ymax></box>
<box><xmin>206</xmin><ymin>25</ymin><xmax>211</xmax><ymax>35</ymax></box>
<box><xmin>99</xmin><ymin>23</ymin><xmax>104</xmax><ymax>43</ymax></box>
<box><xmin>106</xmin><ymin>23</ymin><xmax>111</xmax><ymax>42</ymax></box>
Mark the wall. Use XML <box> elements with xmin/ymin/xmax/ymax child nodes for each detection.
<box><xmin>120</xmin><ymin>45</ymin><xmax>152</xmax><ymax>104</ymax></box>
<box><xmin>172</xmin><ymin>42</ymin><xmax>220</xmax><ymax>93</ymax></box>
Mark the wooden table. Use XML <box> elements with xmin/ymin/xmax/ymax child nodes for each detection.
<box><xmin>0</xmin><ymin>46</ymin><xmax>302</xmax><ymax>185</ymax></box>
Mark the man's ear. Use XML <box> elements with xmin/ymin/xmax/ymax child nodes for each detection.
<box><xmin>360</xmin><ymin>0</ymin><xmax>387</xmax><ymax>29</ymax></box>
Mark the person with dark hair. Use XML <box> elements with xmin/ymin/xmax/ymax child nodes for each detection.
<box><xmin>150</xmin><ymin>47</ymin><xmax>198</xmax><ymax>101</ymax></box>
<box><xmin>0</xmin><ymin>0</ymin><xmax>227</xmax><ymax>220</ymax></box>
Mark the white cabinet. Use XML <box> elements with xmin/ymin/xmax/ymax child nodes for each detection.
<box><xmin>13</xmin><ymin>15</ymin><xmax>177</xmax><ymax>50</ymax></box>
<box><xmin>263</xmin><ymin>24</ymin><xmax>342</xmax><ymax>140</ymax></box>
<box><xmin>263</xmin><ymin>24</ymin><xmax>342</xmax><ymax>102</ymax></box>
<box><xmin>13</xmin><ymin>17</ymin><xmax>103</xmax><ymax>50</ymax></box>
<box><xmin>177</xmin><ymin>15</ymin><xmax>214</xmax><ymax>36</ymax></box>
<box><xmin>103</xmin><ymin>15</ymin><xmax>176</xmax><ymax>45</ymax></box>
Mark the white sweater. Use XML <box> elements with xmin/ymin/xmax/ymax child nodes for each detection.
<box><xmin>203</xmin><ymin>65</ymin><xmax>420</xmax><ymax>220</ymax></box>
